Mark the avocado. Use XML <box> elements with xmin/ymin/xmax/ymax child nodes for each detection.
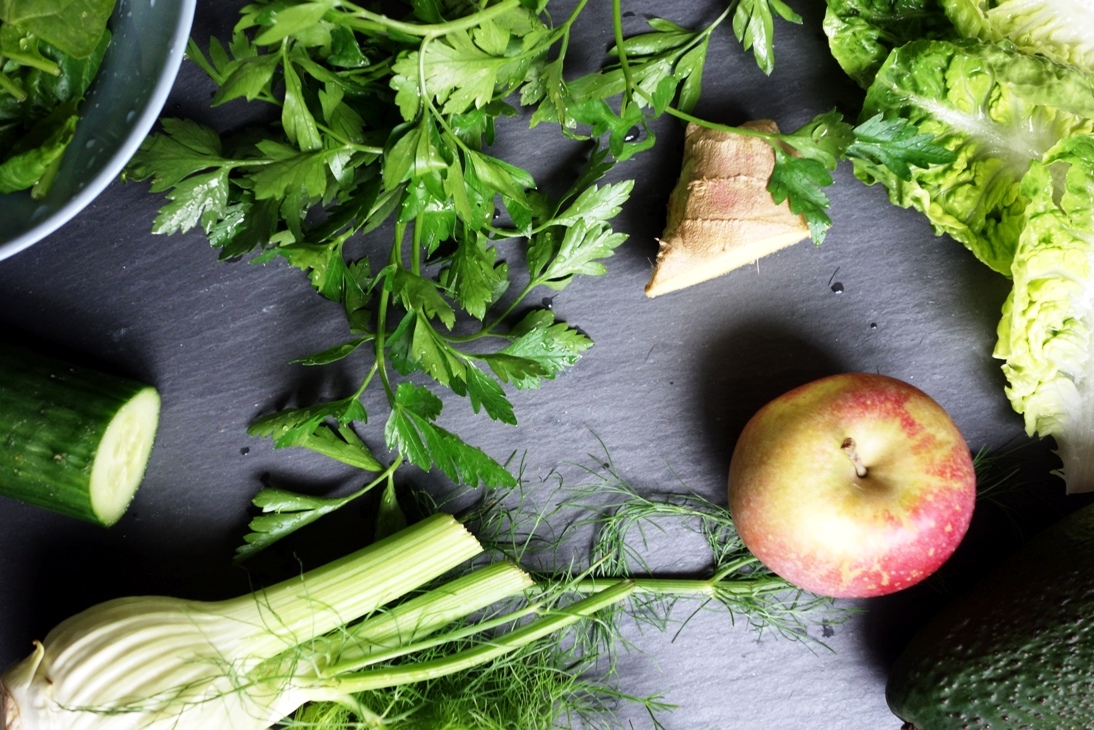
<box><xmin>886</xmin><ymin>501</ymin><xmax>1094</xmax><ymax>729</ymax></box>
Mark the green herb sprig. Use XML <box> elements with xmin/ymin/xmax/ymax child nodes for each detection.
<box><xmin>127</xmin><ymin>0</ymin><xmax>953</xmax><ymax>559</ymax></box>
<box><xmin>285</xmin><ymin>453</ymin><xmax>844</xmax><ymax>728</ymax></box>
<box><xmin>466</xmin><ymin>453</ymin><xmax>841</xmax><ymax>644</ymax></box>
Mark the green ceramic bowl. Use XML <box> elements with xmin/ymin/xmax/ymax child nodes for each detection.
<box><xmin>0</xmin><ymin>0</ymin><xmax>195</xmax><ymax>261</ymax></box>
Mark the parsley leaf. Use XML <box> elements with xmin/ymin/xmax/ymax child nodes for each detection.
<box><xmin>385</xmin><ymin>383</ymin><xmax>516</xmax><ymax>488</ymax></box>
<box><xmin>532</xmin><ymin>219</ymin><xmax>628</xmax><ymax>288</ymax></box>
<box><xmin>484</xmin><ymin>310</ymin><xmax>592</xmax><ymax>389</ymax></box>
<box><xmin>846</xmin><ymin>113</ymin><xmax>957</xmax><ymax>181</ymax></box>
<box><xmin>465</xmin><ymin>364</ymin><xmax>517</xmax><ymax>424</ymax></box>
<box><xmin>768</xmin><ymin>148</ymin><xmax>835</xmax><ymax>245</ymax></box>
<box><xmin>766</xmin><ymin>110</ymin><xmax>954</xmax><ymax>243</ymax></box>
<box><xmin>552</xmin><ymin>181</ymin><xmax>634</xmax><ymax>227</ymax></box>
<box><xmin>732</xmin><ymin>0</ymin><xmax>803</xmax><ymax>76</ymax></box>
<box><xmin>247</xmin><ymin>397</ymin><xmax>383</xmax><ymax>472</ymax></box>
<box><xmin>237</xmin><ymin>487</ymin><xmax>352</xmax><ymax>561</ymax></box>
<box><xmin>403</xmin><ymin>27</ymin><xmax>515</xmax><ymax>116</ymax></box>
<box><xmin>248</xmin><ymin>397</ymin><xmax>368</xmax><ymax>444</ymax></box>
<box><xmin>128</xmin><ymin>0</ymin><xmax>944</xmax><ymax>558</ymax></box>
<box><xmin>438</xmin><ymin>234</ymin><xmax>509</xmax><ymax>320</ymax></box>
<box><xmin>294</xmin><ymin>335</ymin><xmax>374</xmax><ymax>366</ymax></box>
<box><xmin>127</xmin><ymin>117</ymin><xmax>228</xmax><ymax>191</ymax></box>
<box><xmin>236</xmin><ymin>470</ymin><xmax>388</xmax><ymax>562</ymax></box>
<box><xmin>150</xmin><ymin>169</ymin><xmax>230</xmax><ymax>235</ymax></box>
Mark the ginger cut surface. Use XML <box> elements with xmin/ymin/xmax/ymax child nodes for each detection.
<box><xmin>645</xmin><ymin>120</ymin><xmax>810</xmax><ymax>298</ymax></box>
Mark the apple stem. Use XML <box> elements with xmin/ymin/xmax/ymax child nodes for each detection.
<box><xmin>841</xmin><ymin>437</ymin><xmax>868</xmax><ymax>478</ymax></box>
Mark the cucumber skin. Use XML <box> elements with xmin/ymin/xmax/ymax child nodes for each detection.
<box><xmin>886</xmin><ymin>502</ymin><xmax>1094</xmax><ymax>729</ymax></box>
<box><xmin>0</xmin><ymin>343</ymin><xmax>154</xmax><ymax>525</ymax></box>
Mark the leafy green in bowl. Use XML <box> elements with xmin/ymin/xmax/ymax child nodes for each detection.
<box><xmin>0</xmin><ymin>0</ymin><xmax>195</xmax><ymax>261</ymax></box>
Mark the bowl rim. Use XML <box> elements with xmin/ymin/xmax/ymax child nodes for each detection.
<box><xmin>0</xmin><ymin>0</ymin><xmax>197</xmax><ymax>263</ymax></box>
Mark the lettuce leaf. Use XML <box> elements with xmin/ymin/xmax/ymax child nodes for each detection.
<box><xmin>944</xmin><ymin>0</ymin><xmax>1094</xmax><ymax>75</ymax></box>
<box><xmin>855</xmin><ymin>39</ymin><xmax>1094</xmax><ymax>276</ymax></box>
<box><xmin>823</xmin><ymin>0</ymin><xmax>955</xmax><ymax>88</ymax></box>
<box><xmin>995</xmin><ymin>134</ymin><xmax>1094</xmax><ymax>494</ymax></box>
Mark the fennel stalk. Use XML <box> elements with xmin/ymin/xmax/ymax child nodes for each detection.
<box><xmin>0</xmin><ymin>515</ymin><xmax>630</xmax><ymax>730</ymax></box>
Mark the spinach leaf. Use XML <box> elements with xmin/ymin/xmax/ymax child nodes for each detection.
<box><xmin>0</xmin><ymin>16</ymin><xmax>110</xmax><ymax>196</ymax></box>
<box><xmin>0</xmin><ymin>27</ymin><xmax>109</xmax><ymax>122</ymax></box>
<box><xmin>0</xmin><ymin>100</ymin><xmax>77</xmax><ymax>194</ymax></box>
<box><xmin>0</xmin><ymin>0</ymin><xmax>114</xmax><ymax>59</ymax></box>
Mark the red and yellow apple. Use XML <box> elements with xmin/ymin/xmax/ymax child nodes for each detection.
<box><xmin>727</xmin><ymin>373</ymin><xmax>976</xmax><ymax>598</ymax></box>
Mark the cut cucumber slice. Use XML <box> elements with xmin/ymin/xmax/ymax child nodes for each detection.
<box><xmin>0</xmin><ymin>343</ymin><xmax>161</xmax><ymax>526</ymax></box>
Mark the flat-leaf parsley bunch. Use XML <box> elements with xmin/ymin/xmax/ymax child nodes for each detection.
<box><xmin>127</xmin><ymin>0</ymin><xmax>952</xmax><ymax>559</ymax></box>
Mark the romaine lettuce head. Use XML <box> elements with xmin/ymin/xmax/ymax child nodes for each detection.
<box><xmin>823</xmin><ymin>0</ymin><xmax>955</xmax><ymax>88</ymax></box>
<box><xmin>944</xmin><ymin>0</ymin><xmax>1094</xmax><ymax>74</ymax></box>
<box><xmin>856</xmin><ymin>39</ymin><xmax>1094</xmax><ymax>276</ymax></box>
<box><xmin>995</xmin><ymin>133</ymin><xmax>1094</xmax><ymax>494</ymax></box>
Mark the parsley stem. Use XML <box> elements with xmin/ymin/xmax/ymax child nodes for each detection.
<box><xmin>557</xmin><ymin>0</ymin><xmax>590</xmax><ymax>51</ymax></box>
<box><xmin>411</xmin><ymin>211</ymin><xmax>424</xmax><ymax>276</ymax></box>
<box><xmin>314</xmin><ymin>124</ymin><xmax>384</xmax><ymax>155</ymax></box>
<box><xmin>411</xmin><ymin>32</ymin><xmax>473</xmax><ymax>159</ymax></box>
<box><xmin>352</xmin><ymin>361</ymin><xmax>379</xmax><ymax>400</ymax></box>
<box><xmin>374</xmin><ymin>222</ymin><xmax>407</xmax><ymax>402</ymax></box>
<box><xmin>374</xmin><ymin>329</ymin><xmax>395</xmax><ymax>418</ymax></box>
<box><xmin>332</xmin><ymin>456</ymin><xmax>404</xmax><ymax>514</ymax></box>
<box><xmin>441</xmin><ymin>280</ymin><xmax>536</xmax><ymax>344</ymax></box>
<box><xmin>610</xmin><ymin>0</ymin><xmax>635</xmax><ymax>118</ymax></box>
<box><xmin>392</xmin><ymin>219</ymin><xmax>408</xmax><ymax>270</ymax></box>
<box><xmin>662</xmin><ymin>103</ymin><xmax>776</xmax><ymax>143</ymax></box>
<box><xmin>333</xmin><ymin>0</ymin><xmax>523</xmax><ymax>39</ymax></box>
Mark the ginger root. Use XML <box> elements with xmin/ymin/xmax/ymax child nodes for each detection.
<box><xmin>644</xmin><ymin>120</ymin><xmax>810</xmax><ymax>298</ymax></box>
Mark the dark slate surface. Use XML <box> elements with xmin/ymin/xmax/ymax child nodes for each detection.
<box><xmin>0</xmin><ymin>2</ymin><xmax>1072</xmax><ymax>728</ymax></box>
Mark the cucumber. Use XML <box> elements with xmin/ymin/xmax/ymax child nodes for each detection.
<box><xmin>0</xmin><ymin>343</ymin><xmax>160</xmax><ymax>526</ymax></box>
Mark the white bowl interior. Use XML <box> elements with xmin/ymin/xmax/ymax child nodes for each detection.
<box><xmin>0</xmin><ymin>0</ymin><xmax>196</xmax><ymax>261</ymax></box>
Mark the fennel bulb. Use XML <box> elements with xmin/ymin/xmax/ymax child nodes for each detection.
<box><xmin>0</xmin><ymin>514</ymin><xmax>529</xmax><ymax>729</ymax></box>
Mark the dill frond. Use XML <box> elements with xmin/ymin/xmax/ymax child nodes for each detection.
<box><xmin>285</xmin><ymin>448</ymin><xmax>846</xmax><ymax>728</ymax></box>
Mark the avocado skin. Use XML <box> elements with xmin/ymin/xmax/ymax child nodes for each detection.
<box><xmin>886</xmin><ymin>502</ymin><xmax>1094</xmax><ymax>729</ymax></box>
